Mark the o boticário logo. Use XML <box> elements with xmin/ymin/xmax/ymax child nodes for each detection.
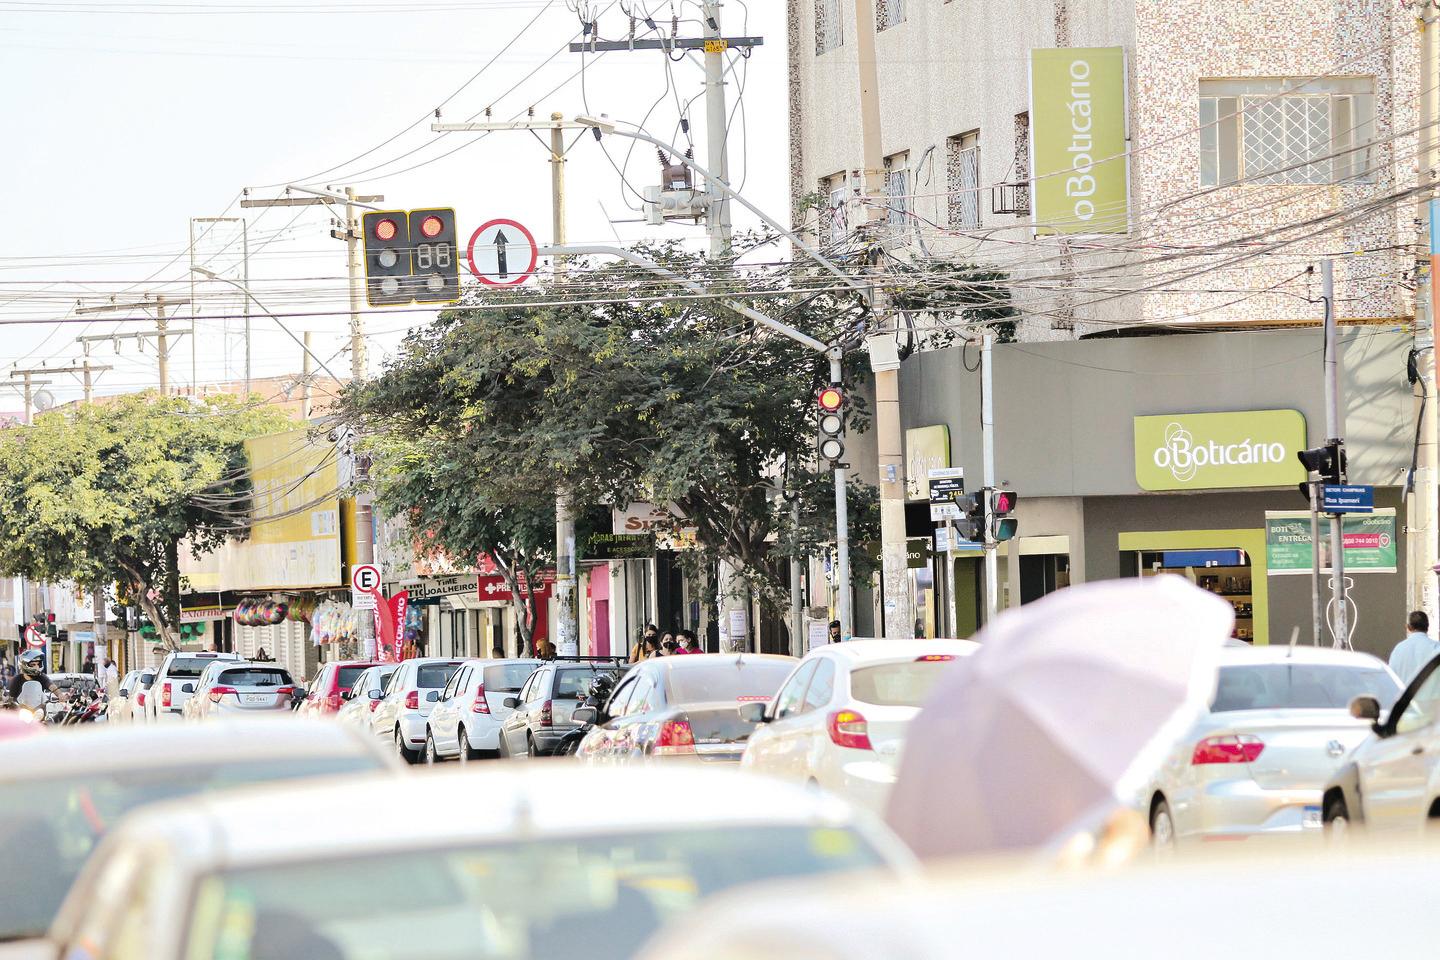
<box><xmin>1134</xmin><ymin>410</ymin><xmax>1307</xmax><ymax>491</ymax></box>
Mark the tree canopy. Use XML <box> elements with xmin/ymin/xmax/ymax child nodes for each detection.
<box><xmin>0</xmin><ymin>393</ymin><xmax>291</xmax><ymax>646</ymax></box>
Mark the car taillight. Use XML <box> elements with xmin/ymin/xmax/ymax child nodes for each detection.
<box><xmin>405</xmin><ymin>690</ymin><xmax>419</xmax><ymax>710</ymax></box>
<box><xmin>539</xmin><ymin>700</ymin><xmax>553</xmax><ymax>727</ymax></box>
<box><xmin>137</xmin><ymin>692</ymin><xmax>146</xmax><ymax>706</ymax></box>
<box><xmin>828</xmin><ymin>709</ymin><xmax>873</xmax><ymax>750</ymax></box>
<box><xmin>208</xmin><ymin>685</ymin><xmax>237</xmax><ymax>703</ymax></box>
<box><xmin>277</xmin><ymin>686</ymin><xmax>295</xmax><ymax>697</ymax></box>
<box><xmin>369</xmin><ymin>699</ymin><xmax>381</xmax><ymax>713</ymax></box>
<box><xmin>162</xmin><ymin>683</ymin><xmax>172</xmax><ymax>708</ymax></box>
<box><xmin>326</xmin><ymin>692</ymin><xmax>341</xmax><ymax>711</ymax></box>
<box><xmin>1191</xmin><ymin>734</ymin><xmax>1265</xmax><ymax>765</ymax></box>
<box><xmin>471</xmin><ymin>683</ymin><xmax>490</xmax><ymax>714</ymax></box>
<box><xmin>654</xmin><ymin>719</ymin><xmax>696</xmax><ymax>756</ymax></box>
<box><xmin>915</xmin><ymin>654</ymin><xmax>956</xmax><ymax>662</ymax></box>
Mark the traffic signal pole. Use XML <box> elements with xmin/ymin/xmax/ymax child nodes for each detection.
<box><xmin>981</xmin><ymin>333</ymin><xmax>999</xmax><ymax>621</ymax></box>
<box><xmin>1322</xmin><ymin>260</ymin><xmax>1350</xmax><ymax>649</ymax></box>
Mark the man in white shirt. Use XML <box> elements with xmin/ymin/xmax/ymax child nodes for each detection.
<box><xmin>1389</xmin><ymin>611</ymin><xmax>1440</xmax><ymax>685</ymax></box>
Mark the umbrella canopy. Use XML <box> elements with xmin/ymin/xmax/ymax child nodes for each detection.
<box><xmin>885</xmin><ymin>575</ymin><xmax>1231</xmax><ymax>860</ymax></box>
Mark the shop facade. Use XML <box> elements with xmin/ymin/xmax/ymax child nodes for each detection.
<box><xmin>899</xmin><ymin>327</ymin><xmax>1417</xmax><ymax>659</ymax></box>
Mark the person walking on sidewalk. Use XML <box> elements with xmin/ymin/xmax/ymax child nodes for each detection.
<box><xmin>1389</xmin><ymin>611</ymin><xmax>1440</xmax><ymax>684</ymax></box>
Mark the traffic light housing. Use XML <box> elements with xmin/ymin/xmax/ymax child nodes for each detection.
<box><xmin>817</xmin><ymin>385</ymin><xmax>846</xmax><ymax>465</ymax></box>
<box><xmin>362</xmin><ymin>211</ymin><xmax>412</xmax><ymax>306</ymax></box>
<box><xmin>1296</xmin><ymin>441</ymin><xmax>1345</xmax><ymax>501</ymax></box>
<box><xmin>956</xmin><ymin>494</ymin><xmax>983</xmax><ymax>542</ymax></box>
<box><xmin>408</xmin><ymin>208</ymin><xmax>460</xmax><ymax>304</ymax></box>
<box><xmin>990</xmin><ymin>489</ymin><xmax>1018</xmax><ymax>542</ymax></box>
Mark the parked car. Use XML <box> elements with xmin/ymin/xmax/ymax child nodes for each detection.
<box><xmin>334</xmin><ymin>663</ymin><xmax>399</xmax><ymax>730</ymax></box>
<box><xmin>1139</xmin><ymin>645</ymin><xmax>1400</xmax><ymax>846</ymax></box>
<box><xmin>0</xmin><ymin>720</ymin><xmax>396</xmax><ymax>956</ymax></box>
<box><xmin>143</xmin><ymin>651</ymin><xmax>243</xmax><ymax>722</ymax></box>
<box><xmin>1324</xmin><ymin>650</ymin><xmax>1440</xmax><ymax>834</ymax></box>
<box><xmin>370</xmin><ymin>657</ymin><xmax>464</xmax><ymax>762</ymax></box>
<box><xmin>40</xmin><ymin>765</ymin><xmax>913</xmax><ymax>960</ymax></box>
<box><xmin>297</xmin><ymin>659</ymin><xmax>381</xmax><ymax>718</ymax></box>
<box><xmin>425</xmin><ymin>657</ymin><xmax>541</xmax><ymax>762</ymax></box>
<box><xmin>741</xmin><ymin>639</ymin><xmax>978</xmax><ymax>812</ymax></box>
<box><xmin>575</xmin><ymin>654</ymin><xmax>796</xmax><ymax>765</ymax></box>
<box><xmin>105</xmin><ymin>669</ymin><xmax>155</xmax><ymax>726</ymax></box>
<box><xmin>498</xmin><ymin>658</ymin><xmax>629</xmax><ymax>758</ymax></box>
<box><xmin>181</xmin><ymin>661</ymin><xmax>297</xmax><ymax>721</ymax></box>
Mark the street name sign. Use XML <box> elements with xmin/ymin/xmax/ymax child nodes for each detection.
<box><xmin>1322</xmin><ymin>484</ymin><xmax>1374</xmax><ymax>514</ymax></box>
<box><xmin>467</xmin><ymin>219</ymin><xmax>538</xmax><ymax>286</ymax></box>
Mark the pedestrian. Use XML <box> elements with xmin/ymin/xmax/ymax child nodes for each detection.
<box><xmin>629</xmin><ymin>629</ymin><xmax>648</xmax><ymax>664</ymax></box>
<box><xmin>661</xmin><ymin>633</ymin><xmax>678</xmax><ymax>656</ymax></box>
<box><xmin>1</xmin><ymin>659</ymin><xmax>14</xmax><ymax>688</ymax></box>
<box><xmin>828</xmin><ymin>620</ymin><xmax>843</xmax><ymax>643</ymax></box>
<box><xmin>642</xmin><ymin>636</ymin><xmax>661</xmax><ymax>660</ymax></box>
<box><xmin>1389</xmin><ymin>611</ymin><xmax>1440</xmax><ymax>684</ymax></box>
<box><xmin>101</xmin><ymin>658</ymin><xmax>119</xmax><ymax>698</ymax></box>
<box><xmin>537</xmin><ymin>637</ymin><xmax>557</xmax><ymax>660</ymax></box>
<box><xmin>679</xmin><ymin>629</ymin><xmax>704</xmax><ymax>654</ymax></box>
<box><xmin>491</xmin><ymin>643</ymin><xmax>505</xmax><ymax>659</ymax></box>
<box><xmin>81</xmin><ymin>654</ymin><xmax>95</xmax><ymax>676</ymax></box>
<box><xmin>256</xmin><ymin>645</ymin><xmax>270</xmax><ymax>661</ymax></box>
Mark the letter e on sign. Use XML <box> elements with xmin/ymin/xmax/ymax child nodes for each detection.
<box><xmin>352</xmin><ymin>564</ymin><xmax>381</xmax><ymax>593</ymax></box>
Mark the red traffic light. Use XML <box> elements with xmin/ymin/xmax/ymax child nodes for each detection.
<box><xmin>419</xmin><ymin>215</ymin><xmax>444</xmax><ymax>239</ymax></box>
<box><xmin>817</xmin><ymin>386</ymin><xmax>844</xmax><ymax>412</ymax></box>
<box><xmin>373</xmin><ymin>218</ymin><xmax>398</xmax><ymax>241</ymax></box>
<box><xmin>991</xmin><ymin>490</ymin><xmax>1017</xmax><ymax>514</ymax></box>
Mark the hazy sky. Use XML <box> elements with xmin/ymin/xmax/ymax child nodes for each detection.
<box><xmin>0</xmin><ymin>0</ymin><xmax>788</xmax><ymax>408</ymax></box>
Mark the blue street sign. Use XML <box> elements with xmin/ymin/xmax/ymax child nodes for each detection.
<box><xmin>1322</xmin><ymin>484</ymin><xmax>1373</xmax><ymax>514</ymax></box>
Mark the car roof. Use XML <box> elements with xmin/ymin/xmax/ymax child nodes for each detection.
<box><xmin>0</xmin><ymin>719</ymin><xmax>382</xmax><ymax>780</ymax></box>
<box><xmin>645</xmin><ymin>653</ymin><xmax>796</xmax><ymax>672</ymax></box>
<box><xmin>1216</xmin><ymin>645</ymin><xmax>1391</xmax><ymax>669</ymax></box>
<box><xmin>108</xmin><ymin>765</ymin><xmax>871</xmax><ymax>873</ymax></box>
<box><xmin>806</xmin><ymin>639</ymin><xmax>979</xmax><ymax>665</ymax></box>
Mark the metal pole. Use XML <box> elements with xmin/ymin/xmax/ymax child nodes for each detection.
<box><xmin>242</xmin><ymin>218</ymin><xmax>251</xmax><ymax>397</ymax></box>
<box><xmin>1310</xmin><ymin>480</ymin><xmax>1323</xmax><ymax>645</ymax></box>
<box><xmin>550</xmin><ymin>113</ymin><xmax>579</xmax><ymax>657</ymax></box>
<box><xmin>703</xmin><ymin>0</ymin><xmax>732</xmax><ymax>259</ymax></box>
<box><xmin>830</xmin><ymin>351</ymin><xmax>852</xmax><ymax>637</ymax></box>
<box><xmin>981</xmin><ymin>333</ymin><xmax>999</xmax><ymax>621</ymax></box>
<box><xmin>1323</xmin><ymin>260</ymin><xmax>1349</xmax><ymax>648</ymax></box>
<box><xmin>790</xmin><ymin>495</ymin><xmax>803</xmax><ymax>656</ymax></box>
<box><xmin>1418</xmin><ymin>13</ymin><xmax>1439</xmax><ymax>636</ymax></box>
<box><xmin>342</xmin><ymin>188</ymin><xmax>375</xmax><ymax>656</ymax></box>
<box><xmin>301</xmin><ymin>331</ymin><xmax>314</xmax><ymax>420</ymax></box>
<box><xmin>944</xmin><ymin>519</ymin><xmax>957</xmax><ymax>637</ymax></box>
<box><xmin>155</xmin><ymin>296</ymin><xmax>168</xmax><ymax>394</ymax></box>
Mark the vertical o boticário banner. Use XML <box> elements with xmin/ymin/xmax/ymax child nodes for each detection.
<box><xmin>1030</xmin><ymin>47</ymin><xmax>1130</xmax><ymax>235</ymax></box>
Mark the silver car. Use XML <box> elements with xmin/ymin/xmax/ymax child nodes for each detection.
<box><xmin>105</xmin><ymin>669</ymin><xmax>154</xmax><ymax>726</ymax></box>
<box><xmin>369</xmin><ymin>657</ymin><xmax>464</xmax><ymax>763</ymax></box>
<box><xmin>334</xmin><ymin>663</ymin><xmax>399</xmax><ymax>730</ymax></box>
<box><xmin>1142</xmin><ymin>646</ymin><xmax>1400</xmax><ymax>846</ymax></box>
<box><xmin>182</xmin><ymin>661</ymin><xmax>297</xmax><ymax>721</ymax></box>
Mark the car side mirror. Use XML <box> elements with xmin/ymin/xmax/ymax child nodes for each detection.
<box><xmin>503</xmin><ymin>696</ymin><xmax>519</xmax><ymax>709</ymax></box>
<box><xmin>425</xmin><ymin>690</ymin><xmax>440</xmax><ymax>703</ymax></box>
<box><xmin>1350</xmin><ymin>695</ymin><xmax>1381</xmax><ymax>722</ymax></box>
<box><xmin>340</xmin><ymin>690</ymin><xmax>353</xmax><ymax>700</ymax></box>
<box><xmin>181</xmin><ymin>683</ymin><xmax>195</xmax><ymax>694</ymax></box>
<box><xmin>368</xmin><ymin>689</ymin><xmax>383</xmax><ymax>701</ymax></box>
<box><xmin>572</xmin><ymin>706</ymin><xmax>598</xmax><ymax>725</ymax></box>
<box><xmin>738</xmin><ymin>701</ymin><xmax>769</xmax><ymax>724</ymax></box>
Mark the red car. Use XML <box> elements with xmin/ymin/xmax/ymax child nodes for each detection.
<box><xmin>298</xmin><ymin>661</ymin><xmax>382</xmax><ymax>718</ymax></box>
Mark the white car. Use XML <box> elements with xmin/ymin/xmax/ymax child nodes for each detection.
<box><xmin>741</xmin><ymin>639</ymin><xmax>979</xmax><ymax>812</ymax></box>
<box><xmin>181</xmin><ymin>661</ymin><xmax>297</xmax><ymax>721</ymax></box>
<box><xmin>1325</xmin><ymin>650</ymin><xmax>1440</xmax><ymax>834</ymax></box>
<box><xmin>334</xmin><ymin>663</ymin><xmax>399</xmax><ymax>730</ymax></box>
<box><xmin>1141</xmin><ymin>645</ymin><xmax>1400</xmax><ymax>846</ymax></box>
<box><xmin>0</xmin><ymin>719</ymin><xmax>396</xmax><ymax>957</ymax></box>
<box><xmin>369</xmin><ymin>657</ymin><xmax>464</xmax><ymax>763</ymax></box>
<box><xmin>144</xmin><ymin>651</ymin><xmax>243</xmax><ymax>722</ymax></box>
<box><xmin>425</xmin><ymin>658</ymin><xmax>540</xmax><ymax>763</ymax></box>
<box><xmin>40</xmin><ymin>766</ymin><xmax>914</xmax><ymax>960</ymax></box>
<box><xmin>105</xmin><ymin>669</ymin><xmax>154</xmax><ymax>725</ymax></box>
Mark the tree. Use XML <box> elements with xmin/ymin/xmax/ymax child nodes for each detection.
<box><xmin>0</xmin><ymin>393</ymin><xmax>291</xmax><ymax>648</ymax></box>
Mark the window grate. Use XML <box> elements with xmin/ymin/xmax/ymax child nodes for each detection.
<box><xmin>877</xmin><ymin>0</ymin><xmax>905</xmax><ymax>31</ymax></box>
<box><xmin>815</xmin><ymin>0</ymin><xmax>843</xmax><ymax>54</ymax></box>
<box><xmin>1243</xmin><ymin>95</ymin><xmax>1332</xmax><ymax>184</ymax></box>
<box><xmin>947</xmin><ymin>132</ymin><xmax>981</xmax><ymax>229</ymax></box>
<box><xmin>885</xmin><ymin>154</ymin><xmax>910</xmax><ymax>232</ymax></box>
<box><xmin>1012</xmin><ymin>113</ymin><xmax>1031</xmax><ymax>216</ymax></box>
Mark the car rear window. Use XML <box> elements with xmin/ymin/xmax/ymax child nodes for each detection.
<box><xmin>1210</xmin><ymin>663</ymin><xmax>1402</xmax><ymax>712</ymax></box>
<box><xmin>554</xmin><ymin>668</ymin><xmax>602</xmax><ymax>699</ymax></box>
<box><xmin>218</xmin><ymin>668</ymin><xmax>291</xmax><ymax>688</ymax></box>
<box><xmin>484</xmin><ymin>662</ymin><xmax>539</xmax><ymax>692</ymax></box>
<box><xmin>337</xmin><ymin>666</ymin><xmax>367</xmax><ymax>691</ymax></box>
<box><xmin>850</xmin><ymin>660</ymin><xmax>955</xmax><ymax>707</ymax></box>
<box><xmin>417</xmin><ymin>662</ymin><xmax>463</xmax><ymax>688</ymax></box>
<box><xmin>667</xmin><ymin>660</ymin><xmax>795</xmax><ymax>704</ymax></box>
<box><xmin>166</xmin><ymin>657</ymin><xmax>226</xmax><ymax>679</ymax></box>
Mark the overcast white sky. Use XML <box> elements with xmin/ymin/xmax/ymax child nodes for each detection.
<box><xmin>0</xmin><ymin>0</ymin><xmax>788</xmax><ymax>408</ymax></box>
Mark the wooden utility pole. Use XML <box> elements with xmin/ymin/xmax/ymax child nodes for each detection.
<box><xmin>74</xmin><ymin>296</ymin><xmax>191</xmax><ymax>395</ymax></box>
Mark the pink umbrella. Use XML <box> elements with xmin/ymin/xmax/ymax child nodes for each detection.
<box><xmin>885</xmin><ymin>575</ymin><xmax>1231</xmax><ymax>860</ymax></box>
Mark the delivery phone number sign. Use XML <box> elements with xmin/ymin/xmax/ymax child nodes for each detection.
<box><xmin>1264</xmin><ymin>509</ymin><xmax>1396</xmax><ymax>575</ymax></box>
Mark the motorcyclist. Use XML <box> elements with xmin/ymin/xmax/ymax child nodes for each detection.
<box><xmin>6</xmin><ymin>649</ymin><xmax>62</xmax><ymax>703</ymax></box>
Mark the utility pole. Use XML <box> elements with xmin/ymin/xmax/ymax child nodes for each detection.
<box><xmin>1417</xmin><ymin>5</ymin><xmax>1440</xmax><ymax>636</ymax></box>
<box><xmin>74</xmin><ymin>296</ymin><xmax>191</xmax><ymax>394</ymax></box>
<box><xmin>980</xmin><ymin>334</ymin><xmax>1000</xmax><ymax>620</ymax></box>
<box><xmin>301</xmin><ymin>331</ymin><xmax>314</xmax><ymax>420</ymax></box>
<box><xmin>702</xmin><ymin>0</ymin><xmax>733</xmax><ymax>258</ymax></box>
<box><xmin>190</xmin><ymin>217</ymin><xmax>251</xmax><ymax>396</ymax></box>
<box><xmin>10</xmin><ymin>361</ymin><xmax>114</xmax><ymax>406</ymax></box>
<box><xmin>7</xmin><ymin>376</ymin><xmax>51</xmax><ymax>424</ymax></box>
<box><xmin>851</xmin><ymin>0</ymin><xmax>911</xmax><ymax>638</ymax></box>
<box><xmin>1323</xmin><ymin>260</ymin><xmax>1351</xmax><ymax>649</ymax></box>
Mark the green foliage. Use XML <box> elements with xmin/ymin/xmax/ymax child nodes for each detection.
<box><xmin>0</xmin><ymin>393</ymin><xmax>291</xmax><ymax>646</ymax></box>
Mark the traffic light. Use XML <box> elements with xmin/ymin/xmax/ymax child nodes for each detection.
<box><xmin>362</xmin><ymin>211</ymin><xmax>412</xmax><ymax>306</ymax></box>
<box><xmin>1296</xmin><ymin>441</ymin><xmax>1345</xmax><ymax>501</ymax></box>
<box><xmin>990</xmin><ymin>489</ymin><xmax>1019</xmax><ymax>542</ymax></box>
<box><xmin>817</xmin><ymin>385</ymin><xmax>846</xmax><ymax>465</ymax></box>
<box><xmin>956</xmin><ymin>494</ymin><xmax>983</xmax><ymax>542</ymax></box>
<box><xmin>408</xmin><ymin>208</ymin><xmax>460</xmax><ymax>304</ymax></box>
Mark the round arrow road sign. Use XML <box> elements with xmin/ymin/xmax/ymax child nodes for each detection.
<box><xmin>467</xmin><ymin>218</ymin><xmax>538</xmax><ymax>287</ymax></box>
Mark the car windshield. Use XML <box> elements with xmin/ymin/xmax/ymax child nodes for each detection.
<box><xmin>667</xmin><ymin>661</ymin><xmax>794</xmax><ymax>704</ymax></box>
<box><xmin>554</xmin><ymin>668</ymin><xmax>602</xmax><ymax>700</ymax></box>
<box><xmin>1210</xmin><ymin>663</ymin><xmax>1402</xmax><ymax>712</ymax></box>
<box><xmin>850</xmin><ymin>660</ymin><xmax>955</xmax><ymax>707</ymax></box>
<box><xmin>166</xmin><ymin>657</ymin><xmax>226</xmax><ymax>679</ymax></box>
<box><xmin>417</xmin><ymin>663</ymin><xmax>463</xmax><ymax>688</ymax></box>
<box><xmin>0</xmin><ymin>755</ymin><xmax>384</xmax><ymax>941</ymax></box>
<box><xmin>182</xmin><ymin>825</ymin><xmax>885</xmax><ymax>960</ymax></box>
<box><xmin>218</xmin><ymin>668</ymin><xmax>291</xmax><ymax>688</ymax></box>
<box><xmin>484</xmin><ymin>663</ymin><xmax>539</xmax><ymax>693</ymax></box>
<box><xmin>337</xmin><ymin>666</ymin><xmax>368</xmax><ymax>691</ymax></box>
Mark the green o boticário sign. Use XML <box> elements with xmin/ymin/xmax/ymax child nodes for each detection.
<box><xmin>1134</xmin><ymin>410</ymin><xmax>1308</xmax><ymax>491</ymax></box>
<box><xmin>1030</xmin><ymin>47</ymin><xmax>1129</xmax><ymax>235</ymax></box>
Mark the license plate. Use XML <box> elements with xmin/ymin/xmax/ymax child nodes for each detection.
<box><xmin>1302</xmin><ymin>805</ymin><xmax>1322</xmax><ymax>829</ymax></box>
<box><xmin>242</xmin><ymin>694</ymin><xmax>272</xmax><ymax>705</ymax></box>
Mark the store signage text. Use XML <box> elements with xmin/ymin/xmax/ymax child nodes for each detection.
<box><xmin>1134</xmin><ymin>410</ymin><xmax>1307</xmax><ymax>491</ymax></box>
<box><xmin>1265</xmin><ymin>509</ymin><xmax>1396</xmax><ymax>575</ymax></box>
<box><xmin>1031</xmin><ymin>47</ymin><xmax>1129</xmax><ymax>235</ymax></box>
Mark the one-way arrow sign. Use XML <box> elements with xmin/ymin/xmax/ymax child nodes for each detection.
<box><xmin>467</xmin><ymin>219</ymin><xmax>537</xmax><ymax>286</ymax></box>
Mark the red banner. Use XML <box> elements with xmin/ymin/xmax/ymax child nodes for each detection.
<box><xmin>477</xmin><ymin>574</ymin><xmax>553</xmax><ymax>603</ymax></box>
<box><xmin>391</xmin><ymin>591</ymin><xmax>408</xmax><ymax>653</ymax></box>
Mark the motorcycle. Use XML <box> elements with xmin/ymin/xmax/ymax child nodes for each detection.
<box><xmin>55</xmin><ymin>685</ymin><xmax>105</xmax><ymax>725</ymax></box>
<box><xmin>2</xmin><ymin>679</ymin><xmax>50</xmax><ymax>726</ymax></box>
<box><xmin>554</xmin><ymin>668</ymin><xmax>624</xmax><ymax>757</ymax></box>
